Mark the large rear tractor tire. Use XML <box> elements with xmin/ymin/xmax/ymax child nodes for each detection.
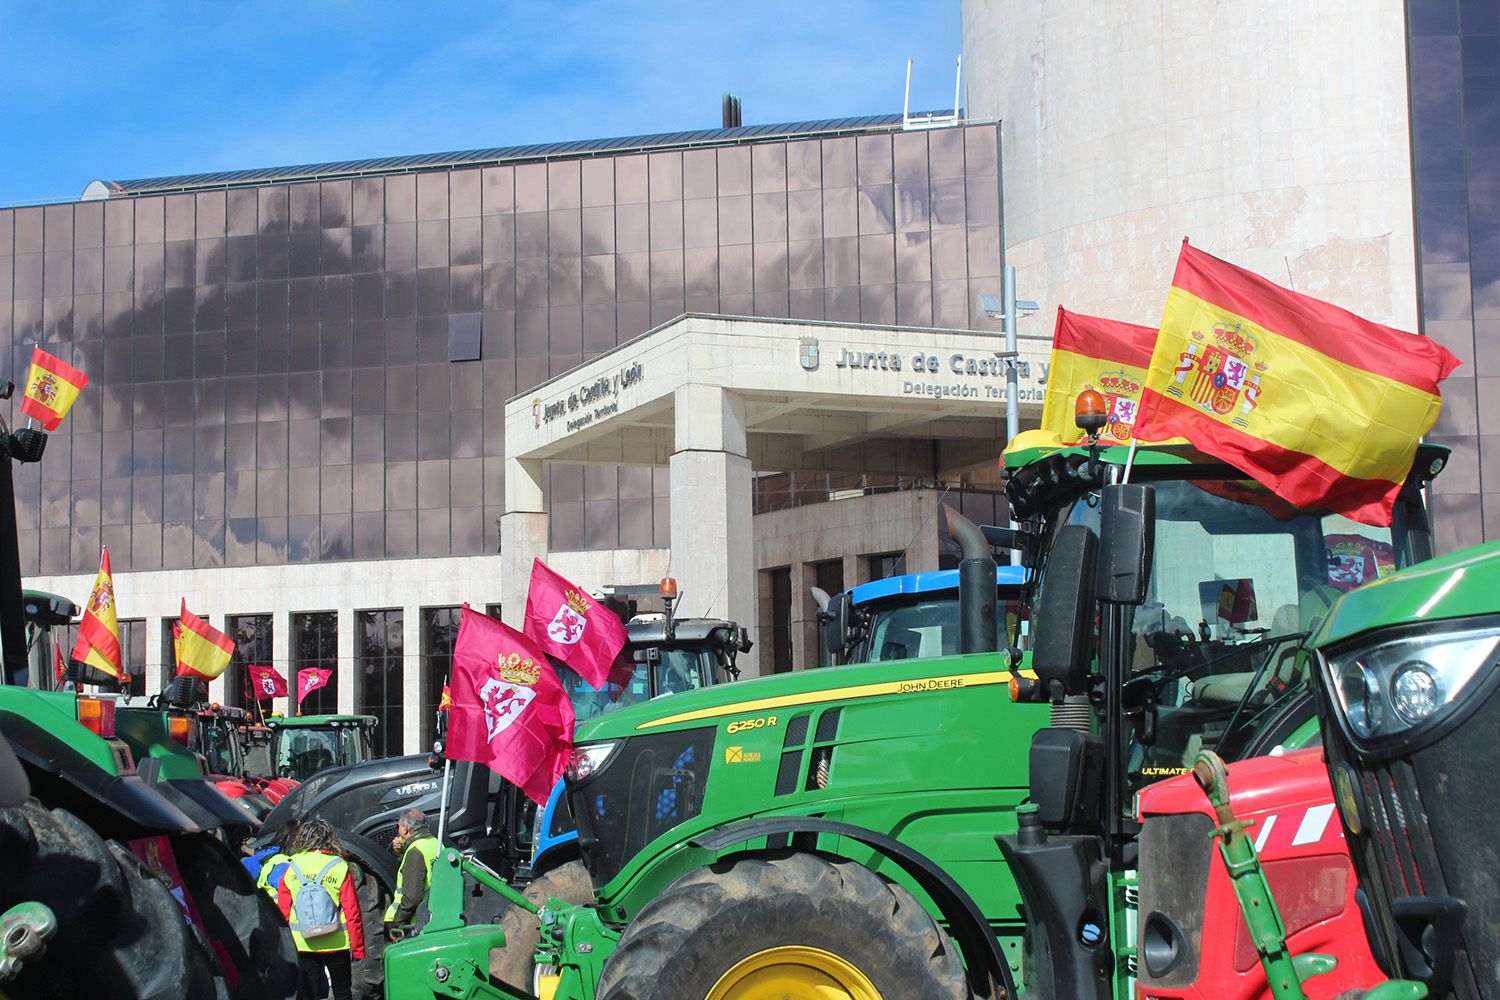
<box><xmin>172</xmin><ymin>832</ymin><xmax>299</xmax><ymax>999</ymax></box>
<box><xmin>491</xmin><ymin>860</ymin><xmax>594</xmax><ymax>989</ymax></box>
<box><xmin>0</xmin><ymin>800</ymin><xmax>220</xmax><ymax>999</ymax></box>
<box><xmin>596</xmin><ymin>852</ymin><xmax>970</xmax><ymax>1000</ymax></box>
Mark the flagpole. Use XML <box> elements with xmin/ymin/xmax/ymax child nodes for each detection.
<box><xmin>435</xmin><ymin>668</ymin><xmax>453</xmax><ymax>845</ymax></box>
<box><xmin>1121</xmin><ymin>437</ymin><xmax>1140</xmax><ymax>484</ymax></box>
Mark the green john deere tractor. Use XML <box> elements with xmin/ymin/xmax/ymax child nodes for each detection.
<box><xmin>384</xmin><ymin>432</ymin><xmax>1447</xmax><ymax>1000</ymax></box>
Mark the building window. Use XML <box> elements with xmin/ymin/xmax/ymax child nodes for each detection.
<box><xmin>227</xmin><ymin>613</ymin><xmax>273</xmax><ymax>713</ymax></box>
<box><xmin>160</xmin><ymin>617</ymin><xmax>179</xmax><ymax>689</ymax></box>
<box><xmin>293</xmin><ymin>611</ymin><xmax>338</xmax><ymax>717</ymax></box>
<box><xmin>358</xmin><ymin>608</ymin><xmax>403</xmax><ymax>757</ymax></box>
<box><xmin>484</xmin><ymin>603</ymin><xmax>503</xmax><ymax>620</ymax></box>
<box><xmin>448</xmin><ymin>312</ymin><xmax>482</xmax><ymax>361</ymax></box>
<box><xmin>812</xmin><ymin>559</ymin><xmax>844</xmax><ymax>598</ymax></box>
<box><xmin>866</xmin><ymin>552</ymin><xmax>906</xmax><ymax>581</ymax></box>
<box><xmin>420</xmin><ymin>606</ymin><xmax>461</xmax><ymax>751</ymax></box>
<box><xmin>766</xmin><ymin>567</ymin><xmax>793</xmax><ymax>674</ymax></box>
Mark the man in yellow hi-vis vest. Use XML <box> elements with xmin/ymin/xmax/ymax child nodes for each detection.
<box><xmin>383</xmin><ymin>808</ymin><xmax>440</xmax><ymax>939</ymax></box>
<box><xmin>277</xmin><ymin>819</ymin><xmax>365</xmax><ymax>1000</ymax></box>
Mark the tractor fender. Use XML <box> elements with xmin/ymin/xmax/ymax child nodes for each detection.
<box><xmin>1</xmin><ymin>725</ymin><xmax>200</xmax><ymax>841</ymax></box>
<box><xmin>338</xmin><ymin>828</ymin><xmax>400</xmax><ymax>891</ymax></box>
<box><xmin>689</xmin><ymin>816</ymin><xmax>1014</xmax><ymax>1000</ymax></box>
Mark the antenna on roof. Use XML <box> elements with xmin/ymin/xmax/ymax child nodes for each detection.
<box><xmin>903</xmin><ymin>57</ymin><xmax>964</xmax><ymax>131</ymax></box>
<box><xmin>721</xmin><ymin>93</ymin><xmax>743</xmax><ymax>129</ymax></box>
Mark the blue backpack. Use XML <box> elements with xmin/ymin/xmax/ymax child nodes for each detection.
<box><xmin>289</xmin><ymin>857</ymin><xmax>343</xmax><ymax>939</ymax></box>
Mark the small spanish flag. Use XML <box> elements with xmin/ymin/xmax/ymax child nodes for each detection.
<box><xmin>175</xmin><ymin>599</ymin><xmax>235</xmax><ymax>681</ymax></box>
<box><xmin>70</xmin><ymin>547</ymin><xmax>123</xmax><ymax>681</ymax></box>
<box><xmin>20</xmin><ymin>346</ymin><xmax>87</xmax><ymax>431</ymax></box>
<box><xmin>439</xmin><ymin>683</ymin><xmax>452</xmax><ymax>712</ymax></box>
<box><xmin>1038</xmin><ymin>307</ymin><xmax>1160</xmax><ymax>447</ymax></box>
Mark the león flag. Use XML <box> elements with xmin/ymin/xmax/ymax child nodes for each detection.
<box><xmin>70</xmin><ymin>547</ymin><xmax>123</xmax><ymax>681</ymax></box>
<box><xmin>20</xmin><ymin>346</ymin><xmax>87</xmax><ymax>431</ymax></box>
<box><xmin>523</xmin><ymin>559</ymin><xmax>628</xmax><ymax>690</ymax></box>
<box><xmin>247</xmin><ymin>664</ymin><xmax>288</xmax><ymax>700</ymax></box>
<box><xmin>175</xmin><ymin>600</ymin><xmax>235</xmax><ymax>680</ymax></box>
<box><xmin>448</xmin><ymin>605</ymin><xmax>575</xmax><ymax>805</ymax></box>
<box><xmin>297</xmin><ymin>668</ymin><xmax>333</xmax><ymax>706</ymax></box>
<box><xmin>1134</xmin><ymin>241</ymin><xmax>1460</xmax><ymax>526</ymax></box>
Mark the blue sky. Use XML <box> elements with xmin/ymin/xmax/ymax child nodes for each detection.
<box><xmin>0</xmin><ymin>1</ymin><xmax>962</xmax><ymax>205</ymax></box>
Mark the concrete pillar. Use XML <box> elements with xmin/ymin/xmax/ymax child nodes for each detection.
<box><xmin>670</xmin><ymin>384</ymin><xmax>756</xmax><ymax>673</ymax></box>
<box><xmin>337</xmin><ymin>609</ymin><xmax>357</xmax><ymax>716</ymax></box>
<box><xmin>500</xmin><ymin>456</ymin><xmax>548</xmax><ymax>628</ymax></box>
<box><xmin>146</xmin><ymin>615</ymin><xmax>166</xmax><ymax>690</ymax></box>
<box><xmin>272</xmin><ymin>609</ymin><xmax>292</xmax><ymax>719</ymax></box>
<box><xmin>402</xmin><ymin>604</ymin><xmax>422</xmax><ymax>756</ymax></box>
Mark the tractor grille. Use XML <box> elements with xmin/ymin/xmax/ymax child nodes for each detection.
<box><xmin>570</xmin><ymin>727</ymin><xmax>715</xmax><ymax>888</ymax></box>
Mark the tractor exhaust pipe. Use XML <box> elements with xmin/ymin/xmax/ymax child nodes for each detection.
<box><xmin>945</xmin><ymin>506</ymin><xmax>998</xmax><ymax>655</ymax></box>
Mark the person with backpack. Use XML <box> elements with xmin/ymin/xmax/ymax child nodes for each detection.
<box><xmin>277</xmin><ymin>818</ymin><xmax>365</xmax><ymax>1000</ymax></box>
<box><xmin>244</xmin><ymin>818</ymin><xmax>301</xmax><ymax>903</ymax></box>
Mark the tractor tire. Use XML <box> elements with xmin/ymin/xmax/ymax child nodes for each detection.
<box><xmin>491</xmin><ymin>860</ymin><xmax>594</xmax><ymax>990</ymax></box>
<box><xmin>348</xmin><ymin>855</ymin><xmax>392</xmax><ymax>1000</ymax></box>
<box><xmin>596</xmin><ymin>852</ymin><xmax>970</xmax><ymax>1000</ymax></box>
<box><xmin>0</xmin><ymin>800</ymin><xmax>220</xmax><ymax>999</ymax></box>
<box><xmin>171</xmin><ymin>832</ymin><xmax>299</xmax><ymax>999</ymax></box>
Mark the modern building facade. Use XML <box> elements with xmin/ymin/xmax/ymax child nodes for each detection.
<box><xmin>1</xmin><ymin>115</ymin><xmax>1017</xmax><ymax>755</ymax></box>
<box><xmin>961</xmin><ymin>0</ymin><xmax>1499</xmax><ymax>554</ymax></box>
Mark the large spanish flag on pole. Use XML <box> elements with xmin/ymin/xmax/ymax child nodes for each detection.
<box><xmin>1039</xmin><ymin>307</ymin><xmax>1160</xmax><ymax>446</ymax></box>
<box><xmin>1134</xmin><ymin>241</ymin><xmax>1460</xmax><ymax>526</ymax></box>
<box><xmin>19</xmin><ymin>346</ymin><xmax>87</xmax><ymax>431</ymax></box>
<box><xmin>69</xmin><ymin>547</ymin><xmax>123</xmax><ymax>681</ymax></box>
<box><xmin>175</xmin><ymin>600</ymin><xmax>235</xmax><ymax>681</ymax></box>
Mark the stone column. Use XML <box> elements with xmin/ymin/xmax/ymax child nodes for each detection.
<box><xmin>272</xmin><ymin>609</ymin><xmax>292</xmax><ymax>718</ymax></box>
<box><xmin>500</xmin><ymin>456</ymin><xmax>548</xmax><ymax>628</ymax></box>
<box><xmin>669</xmin><ymin>384</ymin><xmax>757</xmax><ymax>674</ymax></box>
<box><xmin>337</xmin><ymin>609</ymin><xmax>358</xmax><ymax>716</ymax></box>
<box><xmin>402</xmin><ymin>605</ymin><xmax>422</xmax><ymax>756</ymax></box>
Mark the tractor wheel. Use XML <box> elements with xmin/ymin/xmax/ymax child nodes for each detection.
<box><xmin>348</xmin><ymin>854</ymin><xmax>392</xmax><ymax>1000</ymax></box>
<box><xmin>171</xmin><ymin>832</ymin><xmax>299</xmax><ymax>999</ymax></box>
<box><xmin>0</xmin><ymin>800</ymin><xmax>220</xmax><ymax>999</ymax></box>
<box><xmin>596</xmin><ymin>852</ymin><xmax>970</xmax><ymax>1000</ymax></box>
<box><xmin>491</xmin><ymin>860</ymin><xmax>594</xmax><ymax>990</ymax></box>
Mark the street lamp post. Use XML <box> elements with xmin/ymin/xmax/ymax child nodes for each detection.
<box><xmin>978</xmin><ymin>266</ymin><xmax>1039</xmax><ymax>446</ymax></box>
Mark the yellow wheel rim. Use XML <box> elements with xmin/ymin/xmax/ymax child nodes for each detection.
<box><xmin>705</xmin><ymin>945</ymin><xmax>883</xmax><ymax>1000</ymax></box>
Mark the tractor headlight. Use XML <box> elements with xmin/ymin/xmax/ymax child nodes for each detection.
<box><xmin>1321</xmin><ymin>622</ymin><xmax>1500</xmax><ymax>749</ymax></box>
<box><xmin>565</xmin><ymin>741</ymin><xmax>619</xmax><ymax>784</ymax></box>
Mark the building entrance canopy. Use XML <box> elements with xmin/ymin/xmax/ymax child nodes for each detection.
<box><xmin>499</xmin><ymin>314</ymin><xmax>1051</xmax><ymax>668</ymax></box>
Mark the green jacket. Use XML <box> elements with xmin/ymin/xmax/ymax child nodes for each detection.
<box><xmin>383</xmin><ymin>835</ymin><xmax>439</xmax><ymax>927</ymax></box>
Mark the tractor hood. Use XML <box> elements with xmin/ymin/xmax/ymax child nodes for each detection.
<box><xmin>575</xmin><ymin>649</ymin><xmax>1016</xmax><ymax>742</ymax></box>
<box><xmin>1136</xmin><ymin>746</ymin><xmax>1332</xmax><ymax>821</ymax></box>
<box><xmin>1311</xmin><ymin>537</ymin><xmax>1500</xmax><ymax>649</ymax></box>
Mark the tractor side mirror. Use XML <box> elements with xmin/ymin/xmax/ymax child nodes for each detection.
<box><xmin>1097</xmin><ymin>484</ymin><xmax>1154</xmax><ymax>605</ymax></box>
<box><xmin>816</xmin><ymin>592</ymin><xmax>850</xmax><ymax>667</ymax></box>
<box><xmin>1031</xmin><ymin>524</ymin><xmax>1098</xmax><ymax>702</ymax></box>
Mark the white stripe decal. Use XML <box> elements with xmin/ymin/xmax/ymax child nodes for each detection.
<box><xmin>1292</xmin><ymin>803</ymin><xmax>1336</xmax><ymax>846</ymax></box>
<box><xmin>1254</xmin><ymin>813</ymin><xmax>1278</xmax><ymax>853</ymax></box>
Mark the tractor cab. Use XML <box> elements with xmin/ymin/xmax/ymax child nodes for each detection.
<box><xmin>262</xmin><ymin>714</ymin><xmax>376</xmax><ymax>782</ymax></box>
<box><xmin>816</xmin><ymin>564</ymin><xmax>1028</xmax><ymax>666</ymax></box>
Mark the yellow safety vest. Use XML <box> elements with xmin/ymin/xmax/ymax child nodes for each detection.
<box><xmin>282</xmin><ymin>850</ymin><xmax>350</xmax><ymax>953</ymax></box>
<box><xmin>383</xmin><ymin>835</ymin><xmax>439</xmax><ymax>923</ymax></box>
<box><xmin>255</xmin><ymin>850</ymin><xmax>292</xmax><ymax>902</ymax></box>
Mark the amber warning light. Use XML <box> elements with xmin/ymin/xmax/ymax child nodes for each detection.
<box><xmin>1074</xmin><ymin>386</ymin><xmax>1108</xmax><ymax>437</ymax></box>
<box><xmin>659</xmin><ymin>576</ymin><xmax>679</xmax><ymax>600</ymax></box>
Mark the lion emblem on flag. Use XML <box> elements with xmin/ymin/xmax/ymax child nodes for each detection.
<box><xmin>259</xmin><ymin>675</ymin><xmax>277</xmax><ymax>695</ymax></box>
<box><xmin>546</xmin><ymin>590</ymin><xmax>592</xmax><ymax>646</ymax></box>
<box><xmin>479</xmin><ymin>676</ymin><xmax>536</xmax><ymax>740</ymax></box>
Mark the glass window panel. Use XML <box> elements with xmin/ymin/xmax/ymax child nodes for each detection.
<box><xmin>824</xmin><ymin>187</ymin><xmax>857</xmax><ymax>239</ymax></box>
<box><xmin>684</xmin><ymin>247</ymin><xmax>718</xmax><ymax>299</ymax></box>
<box><xmin>225</xmin><ymin>236</ymin><xmax>256</xmax><ymax>283</ymax></box>
<box><xmin>550</xmin><ymin>501</ymin><xmax>583</xmax><ymax>549</ymax></box>
<box><xmin>257</xmin><ymin>516</ymin><xmax>288</xmax><ymax>564</ymax></box>
<box><xmin>43</xmin><ymin>204</ymin><xmax>74</xmax><ymax>250</ymax></box>
<box><xmin>288</xmin><ymin>184</ymin><xmax>319</xmax><ymax>231</ymax></box>
<box><xmin>752</xmin><ymin>193</ymin><xmax>788</xmax><ymax>242</ymax></box>
<box><xmin>134</xmin><ymin>198</ymin><xmax>164</xmax><ymax>244</ymax></box>
<box><xmin>287</xmin><ymin>466</ymin><xmax>318</xmax><ymax>515</ymax></box>
<box><xmin>513</xmin><ymin>163</ymin><xmax>547</xmax><ymax>213</ymax></box>
<box><xmin>788</xmin><ymin>240</ymin><xmax>823</xmax><ymax>290</ymax></box>
<box><xmin>222</xmin><ymin>189</ymin><xmax>255</xmax><ymax>236</ymax></box>
<box><xmin>931</xmin><ymin>229</ymin><xmax>968</xmax><ymax>280</ymax></box>
<box><xmin>74</xmin><ymin>201</ymin><xmax>103</xmax><ymax>247</ymax></box>
<box><xmin>716</xmin><ymin>147</ymin><xmax>751</xmax><ymax>196</ymax></box>
<box><xmin>858</xmin><ymin>185</ymin><xmax>895</xmax><ymax>235</ymax></box>
<box><xmin>386</xmin><ymin>509</ymin><xmax>416</xmax><ymax>558</ymax></box>
<box><xmin>450</xmin><ymin>216</ymin><xmax>481</xmax><ymax>267</ymax></box>
<box><xmin>929</xmin><ymin>128</ymin><xmax>966</xmax><ymax>179</ymax></box>
<box><xmin>415</xmin><ymin>171</ymin><xmax>448</xmax><ymax>221</ymax></box>
<box><xmin>255</xmin><ymin>187</ymin><xmax>288</xmax><ymax>234</ymax></box>
<box><xmin>381</xmin><ymin>174</ymin><xmax>415</xmax><ymax>224</ymax></box>
<box><xmin>350</xmin><ymin>177</ymin><xmax>384</xmax><ymax>226</ymax></box>
<box><xmin>162</xmin><ymin>195</ymin><xmax>193</xmax><ymax>242</ymax></box>
<box><xmin>964</xmin><ymin>125</ymin><xmax>999</xmax><ymax>176</ymax></box>
<box><xmin>789</xmin><ymin>287</ymin><xmax>824</xmax><ymax>320</ymax></box>
<box><xmin>257</xmin><ymin>468</ymin><xmax>288</xmax><ymax>518</ymax></box>
<box><xmin>546</xmin><ymin>160</ymin><xmax>580</xmax><ymax>210</ymax></box>
<box><xmin>786</xmin><ymin>190</ymin><xmax>823</xmax><ymax>241</ymax></box>
<box><xmin>386</xmin><ymin>271</ymin><xmax>417</xmax><ymax>319</ymax></box>
<box><xmin>447</xmin><ymin>168</ymin><xmax>480</xmax><ymax>218</ymax></box>
<box><xmin>418</xmin><ymin>220</ymin><xmax>448</xmax><ymax>269</ymax></box>
<box><xmin>719</xmin><ymin>244</ymin><xmax>754</xmax><ymax>295</ymax></box>
<box><xmin>289</xmin><ymin>420</ymin><xmax>321</xmax><ymax>469</ymax></box>
<box><xmin>718</xmin><ymin>196</ymin><xmax>752</xmax><ymax>245</ymax></box>
<box><xmin>549</xmin><ymin>256</ymin><xmax>582</xmax><ymax>307</ymax></box>
<box><xmin>417</xmin><ymin>268</ymin><xmax>450</xmax><ymax>316</ymax></box>
<box><xmin>195</xmin><ymin>471</ymin><xmax>225</xmax><ymax>521</ymax></box>
<box><xmin>754</xmin><ymin>243</ymin><xmax>787</xmax><ymax>291</ymax></box>
<box><xmin>226</xmin><ymin>470</ymin><xmax>256</xmax><ymax>517</ymax></box>
<box><xmin>516</xmin><ymin>212</ymin><xmax>548</xmax><ymax>259</ymax></box>
<box><xmin>615</xmin><ymin>155</ymin><xmax>648</xmax><ymax>203</ymax></box>
<box><xmin>320</xmin><ymin>229</ymin><xmax>351</xmax><ymax>275</ymax></box>
<box><xmin>616</xmin><ymin>203</ymin><xmax>649</xmax><ymax>254</ymax></box>
<box><xmin>14</xmin><ymin>207</ymin><xmax>42</xmax><ymax>252</ymax></box>
<box><xmin>859</xmin><ymin>235</ymin><xmax>895</xmax><ymax>285</ymax></box>
<box><xmin>103</xmin><ymin>200</ymin><xmax>134</xmax><ymax>246</ymax></box>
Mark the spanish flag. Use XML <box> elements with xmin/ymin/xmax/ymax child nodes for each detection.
<box><xmin>439</xmin><ymin>683</ymin><xmax>452</xmax><ymax>712</ymax></box>
<box><xmin>1039</xmin><ymin>307</ymin><xmax>1160</xmax><ymax>446</ymax></box>
<box><xmin>175</xmin><ymin>600</ymin><xmax>235</xmax><ymax>681</ymax></box>
<box><xmin>19</xmin><ymin>346</ymin><xmax>87</xmax><ymax>431</ymax></box>
<box><xmin>69</xmin><ymin>548</ymin><xmax>123</xmax><ymax>680</ymax></box>
<box><xmin>1134</xmin><ymin>241</ymin><xmax>1460</xmax><ymax>526</ymax></box>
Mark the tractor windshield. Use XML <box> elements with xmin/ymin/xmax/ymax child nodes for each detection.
<box><xmin>1061</xmin><ymin>477</ymin><xmax>1408</xmax><ymax>795</ymax></box>
<box><xmin>862</xmin><ymin>594</ymin><xmax>1025</xmax><ymax>662</ymax></box>
<box><xmin>201</xmin><ymin>718</ymin><xmax>244</xmax><ymax>776</ymax></box>
<box><xmin>557</xmin><ymin>648</ymin><xmax>714</xmax><ymax>723</ymax></box>
<box><xmin>273</xmin><ymin>725</ymin><xmax>371</xmax><ymax>781</ymax></box>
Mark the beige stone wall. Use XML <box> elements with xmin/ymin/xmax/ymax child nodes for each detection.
<box><xmin>962</xmin><ymin>0</ymin><xmax>1418</xmax><ymax>332</ymax></box>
